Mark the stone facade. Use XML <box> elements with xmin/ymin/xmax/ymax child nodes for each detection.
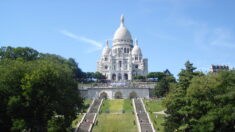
<box><xmin>80</xmin><ymin>87</ymin><xmax>150</xmax><ymax>99</ymax></box>
<box><xmin>97</xmin><ymin>16</ymin><xmax>148</xmax><ymax>81</ymax></box>
<box><xmin>80</xmin><ymin>16</ymin><xmax>152</xmax><ymax>99</ymax></box>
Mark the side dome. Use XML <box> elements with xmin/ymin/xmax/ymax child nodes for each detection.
<box><xmin>132</xmin><ymin>40</ymin><xmax>142</xmax><ymax>56</ymax></box>
<box><xmin>113</xmin><ymin>15</ymin><xmax>133</xmax><ymax>45</ymax></box>
<box><xmin>102</xmin><ymin>40</ymin><xmax>110</xmax><ymax>56</ymax></box>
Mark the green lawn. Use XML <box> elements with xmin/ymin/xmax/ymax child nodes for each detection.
<box><xmin>71</xmin><ymin>114</ymin><xmax>84</xmax><ymax>128</ymax></box>
<box><xmin>92</xmin><ymin>99</ymin><xmax>137</xmax><ymax>132</ymax></box>
<box><xmin>149</xmin><ymin>113</ymin><xmax>165</xmax><ymax>132</ymax></box>
<box><xmin>92</xmin><ymin>113</ymin><xmax>137</xmax><ymax>132</ymax></box>
<box><xmin>144</xmin><ymin>99</ymin><xmax>165</xmax><ymax>112</ymax></box>
<box><xmin>123</xmin><ymin>99</ymin><xmax>133</xmax><ymax>112</ymax></box>
<box><xmin>109</xmin><ymin>99</ymin><xmax>124</xmax><ymax>112</ymax></box>
<box><xmin>81</xmin><ymin>99</ymin><xmax>92</xmax><ymax>113</ymax></box>
<box><xmin>144</xmin><ymin>99</ymin><xmax>166</xmax><ymax>132</ymax></box>
<box><xmin>100</xmin><ymin>99</ymin><xmax>133</xmax><ymax>113</ymax></box>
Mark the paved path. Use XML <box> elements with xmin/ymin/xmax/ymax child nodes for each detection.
<box><xmin>75</xmin><ymin>99</ymin><xmax>103</xmax><ymax>132</ymax></box>
<box><xmin>153</xmin><ymin>110</ymin><xmax>166</xmax><ymax>115</ymax></box>
<box><xmin>134</xmin><ymin>99</ymin><xmax>155</xmax><ymax>132</ymax></box>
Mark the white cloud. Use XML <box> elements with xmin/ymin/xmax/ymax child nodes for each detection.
<box><xmin>176</xmin><ymin>17</ymin><xmax>235</xmax><ymax>49</ymax></box>
<box><xmin>60</xmin><ymin>30</ymin><xmax>103</xmax><ymax>52</ymax></box>
<box><xmin>193</xmin><ymin>26</ymin><xmax>235</xmax><ymax>49</ymax></box>
<box><xmin>209</xmin><ymin>28</ymin><xmax>235</xmax><ymax>48</ymax></box>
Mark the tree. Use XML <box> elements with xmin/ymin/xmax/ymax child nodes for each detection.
<box><xmin>94</xmin><ymin>72</ymin><xmax>106</xmax><ymax>80</ymax></box>
<box><xmin>146</xmin><ymin>72</ymin><xmax>166</xmax><ymax>81</ymax></box>
<box><xmin>178</xmin><ymin>61</ymin><xmax>197</xmax><ymax>90</ymax></box>
<box><xmin>163</xmin><ymin>61</ymin><xmax>203</xmax><ymax>132</ymax></box>
<box><xmin>154</xmin><ymin>75</ymin><xmax>175</xmax><ymax>97</ymax></box>
<box><xmin>67</xmin><ymin>58</ymin><xmax>85</xmax><ymax>81</ymax></box>
<box><xmin>0</xmin><ymin>46</ymin><xmax>39</xmax><ymax>61</ymax></box>
<box><xmin>0</xmin><ymin>47</ymin><xmax>83</xmax><ymax>132</ymax></box>
<box><xmin>133</xmin><ymin>75</ymin><xmax>146</xmax><ymax>80</ymax></box>
<box><xmin>185</xmin><ymin>71</ymin><xmax>235</xmax><ymax>132</ymax></box>
<box><xmin>163</xmin><ymin>61</ymin><xmax>235</xmax><ymax>132</ymax></box>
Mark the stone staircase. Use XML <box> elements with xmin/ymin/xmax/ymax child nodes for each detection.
<box><xmin>75</xmin><ymin>99</ymin><xmax>103</xmax><ymax>132</ymax></box>
<box><xmin>133</xmin><ymin>98</ymin><xmax>155</xmax><ymax>132</ymax></box>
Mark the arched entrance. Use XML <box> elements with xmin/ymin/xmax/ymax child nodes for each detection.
<box><xmin>129</xmin><ymin>91</ymin><xmax>137</xmax><ymax>99</ymax></box>
<box><xmin>99</xmin><ymin>92</ymin><xmax>108</xmax><ymax>99</ymax></box>
<box><xmin>115</xmin><ymin>91</ymin><xmax>122</xmax><ymax>99</ymax></box>
<box><xmin>118</xmin><ymin>73</ymin><xmax>122</xmax><ymax>81</ymax></box>
<box><xmin>124</xmin><ymin>73</ymin><xmax>128</xmax><ymax>80</ymax></box>
<box><xmin>112</xmin><ymin>74</ymin><xmax>116</xmax><ymax>81</ymax></box>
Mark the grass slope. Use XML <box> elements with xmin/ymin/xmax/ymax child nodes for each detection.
<box><xmin>93</xmin><ymin>99</ymin><xmax>137</xmax><ymax>132</ymax></box>
<box><xmin>149</xmin><ymin>113</ymin><xmax>165</xmax><ymax>132</ymax></box>
<box><xmin>100</xmin><ymin>99</ymin><xmax>133</xmax><ymax>113</ymax></box>
<box><xmin>71</xmin><ymin>114</ymin><xmax>84</xmax><ymax>128</ymax></box>
<box><xmin>144</xmin><ymin>99</ymin><xmax>165</xmax><ymax>132</ymax></box>
<box><xmin>144</xmin><ymin>99</ymin><xmax>165</xmax><ymax>112</ymax></box>
<box><xmin>92</xmin><ymin>113</ymin><xmax>137</xmax><ymax>132</ymax></box>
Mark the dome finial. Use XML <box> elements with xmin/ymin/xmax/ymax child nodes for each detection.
<box><xmin>135</xmin><ymin>39</ymin><xmax>138</xmax><ymax>45</ymax></box>
<box><xmin>106</xmin><ymin>40</ymin><xmax>109</xmax><ymax>47</ymax></box>
<box><xmin>120</xmin><ymin>15</ymin><xmax>124</xmax><ymax>26</ymax></box>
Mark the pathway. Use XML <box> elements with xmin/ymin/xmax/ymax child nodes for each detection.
<box><xmin>133</xmin><ymin>98</ymin><xmax>155</xmax><ymax>132</ymax></box>
<box><xmin>75</xmin><ymin>99</ymin><xmax>103</xmax><ymax>132</ymax></box>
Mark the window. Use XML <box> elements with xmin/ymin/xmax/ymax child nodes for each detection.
<box><xmin>105</xmin><ymin>57</ymin><xmax>108</xmax><ymax>61</ymax></box>
<box><xmin>119</xmin><ymin>61</ymin><xmax>122</xmax><ymax>68</ymax></box>
<box><xmin>135</xmin><ymin>56</ymin><xmax>138</xmax><ymax>60</ymax></box>
<box><xmin>105</xmin><ymin>65</ymin><xmax>108</xmax><ymax>69</ymax></box>
<box><xmin>135</xmin><ymin>65</ymin><xmax>138</xmax><ymax>69</ymax></box>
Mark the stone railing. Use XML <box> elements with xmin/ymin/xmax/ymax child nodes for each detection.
<box><xmin>78</xmin><ymin>82</ymin><xmax>155</xmax><ymax>89</ymax></box>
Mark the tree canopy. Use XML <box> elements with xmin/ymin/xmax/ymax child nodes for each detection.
<box><xmin>163</xmin><ymin>61</ymin><xmax>235</xmax><ymax>132</ymax></box>
<box><xmin>0</xmin><ymin>46</ymin><xmax>84</xmax><ymax>132</ymax></box>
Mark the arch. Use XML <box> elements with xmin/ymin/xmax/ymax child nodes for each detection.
<box><xmin>115</xmin><ymin>91</ymin><xmax>122</xmax><ymax>99</ymax></box>
<box><xmin>118</xmin><ymin>73</ymin><xmax>122</xmax><ymax>80</ymax></box>
<box><xmin>129</xmin><ymin>91</ymin><xmax>137</xmax><ymax>99</ymax></box>
<box><xmin>100</xmin><ymin>92</ymin><xmax>108</xmax><ymax>99</ymax></box>
<box><xmin>124</xmin><ymin>73</ymin><xmax>128</xmax><ymax>80</ymax></box>
<box><xmin>112</xmin><ymin>74</ymin><xmax>116</xmax><ymax>81</ymax></box>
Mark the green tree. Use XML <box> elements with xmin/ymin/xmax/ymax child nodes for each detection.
<box><xmin>185</xmin><ymin>71</ymin><xmax>235</xmax><ymax>132</ymax></box>
<box><xmin>133</xmin><ymin>75</ymin><xmax>146</xmax><ymax>80</ymax></box>
<box><xmin>0</xmin><ymin>46</ymin><xmax>39</xmax><ymax>61</ymax></box>
<box><xmin>146</xmin><ymin>72</ymin><xmax>166</xmax><ymax>81</ymax></box>
<box><xmin>154</xmin><ymin>75</ymin><xmax>175</xmax><ymax>97</ymax></box>
<box><xmin>163</xmin><ymin>61</ymin><xmax>203</xmax><ymax>132</ymax></box>
<box><xmin>94</xmin><ymin>72</ymin><xmax>106</xmax><ymax>80</ymax></box>
<box><xmin>0</xmin><ymin>47</ymin><xmax>83</xmax><ymax>132</ymax></box>
<box><xmin>163</xmin><ymin>61</ymin><xmax>235</xmax><ymax>132</ymax></box>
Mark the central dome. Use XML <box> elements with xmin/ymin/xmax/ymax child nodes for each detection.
<box><xmin>113</xmin><ymin>16</ymin><xmax>133</xmax><ymax>46</ymax></box>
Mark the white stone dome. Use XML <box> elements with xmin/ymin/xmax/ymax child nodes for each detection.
<box><xmin>113</xmin><ymin>16</ymin><xmax>133</xmax><ymax>45</ymax></box>
<box><xmin>102</xmin><ymin>40</ymin><xmax>110</xmax><ymax>56</ymax></box>
<box><xmin>132</xmin><ymin>40</ymin><xmax>142</xmax><ymax>56</ymax></box>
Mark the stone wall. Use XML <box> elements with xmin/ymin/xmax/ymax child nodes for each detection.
<box><xmin>80</xmin><ymin>87</ymin><xmax>150</xmax><ymax>99</ymax></box>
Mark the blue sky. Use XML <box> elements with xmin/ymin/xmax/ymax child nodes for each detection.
<box><xmin>1</xmin><ymin>0</ymin><xmax>235</xmax><ymax>76</ymax></box>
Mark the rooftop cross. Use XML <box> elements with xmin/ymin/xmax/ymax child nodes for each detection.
<box><xmin>120</xmin><ymin>15</ymin><xmax>124</xmax><ymax>26</ymax></box>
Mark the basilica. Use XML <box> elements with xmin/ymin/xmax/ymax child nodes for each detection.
<box><xmin>97</xmin><ymin>16</ymin><xmax>148</xmax><ymax>81</ymax></box>
<box><xmin>80</xmin><ymin>16</ymin><xmax>152</xmax><ymax>99</ymax></box>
